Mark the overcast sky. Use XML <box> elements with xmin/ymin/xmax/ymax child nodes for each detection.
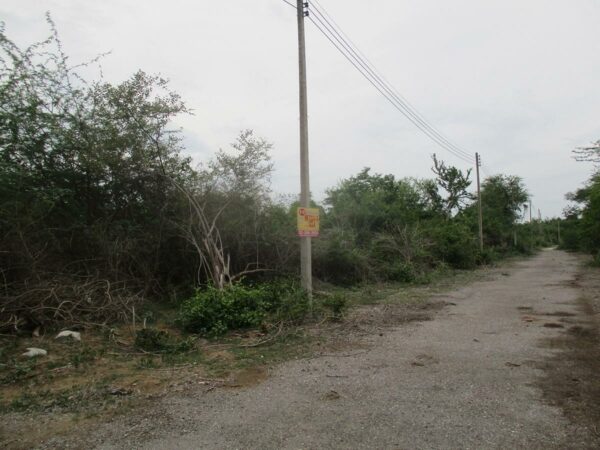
<box><xmin>3</xmin><ymin>0</ymin><xmax>600</xmax><ymax>217</ymax></box>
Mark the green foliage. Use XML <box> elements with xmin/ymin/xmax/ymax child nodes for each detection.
<box><xmin>428</xmin><ymin>221</ymin><xmax>479</xmax><ymax>269</ymax></box>
<box><xmin>462</xmin><ymin>174</ymin><xmax>529</xmax><ymax>249</ymax></box>
<box><xmin>134</xmin><ymin>328</ymin><xmax>193</xmax><ymax>353</ymax></box>
<box><xmin>269</xmin><ymin>286</ymin><xmax>311</xmax><ymax>323</ymax></box>
<box><xmin>178</xmin><ymin>282</ymin><xmax>307</xmax><ymax>336</ymax></box>
<box><xmin>562</xmin><ymin>171</ymin><xmax>600</xmax><ymax>255</ymax></box>
<box><xmin>0</xmin><ymin>359</ymin><xmax>36</xmax><ymax>385</ymax></box>
<box><xmin>559</xmin><ymin>217</ymin><xmax>582</xmax><ymax>251</ymax></box>
<box><xmin>369</xmin><ymin>225</ymin><xmax>432</xmax><ymax>282</ymax></box>
<box><xmin>0</xmin><ymin>19</ymin><xmax>197</xmax><ymax>329</ymax></box>
<box><xmin>320</xmin><ymin>294</ymin><xmax>348</xmax><ymax>321</ymax></box>
<box><xmin>179</xmin><ymin>285</ymin><xmax>269</xmax><ymax>336</ymax></box>
<box><xmin>1</xmin><ymin>16</ymin><xmax>559</xmax><ymax>339</ymax></box>
<box><xmin>579</xmin><ymin>175</ymin><xmax>600</xmax><ymax>253</ymax></box>
<box><xmin>0</xmin><ymin>19</ymin><xmax>293</xmax><ymax>331</ymax></box>
<box><xmin>325</xmin><ymin>168</ymin><xmax>429</xmax><ymax>238</ymax></box>
<box><xmin>69</xmin><ymin>346</ymin><xmax>97</xmax><ymax>368</ymax></box>
<box><xmin>476</xmin><ymin>248</ymin><xmax>498</xmax><ymax>265</ymax></box>
<box><xmin>430</xmin><ymin>154</ymin><xmax>473</xmax><ymax>216</ymax></box>
<box><xmin>313</xmin><ymin>228</ymin><xmax>371</xmax><ymax>285</ymax></box>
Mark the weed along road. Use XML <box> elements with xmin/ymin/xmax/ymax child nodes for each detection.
<box><xmin>86</xmin><ymin>249</ymin><xmax>596</xmax><ymax>449</ymax></box>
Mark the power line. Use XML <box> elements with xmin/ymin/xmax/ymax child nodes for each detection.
<box><xmin>281</xmin><ymin>0</ymin><xmax>297</xmax><ymax>9</ymax></box>
<box><xmin>308</xmin><ymin>2</ymin><xmax>473</xmax><ymax>164</ymax></box>
<box><xmin>310</xmin><ymin>0</ymin><xmax>474</xmax><ymax>162</ymax></box>
<box><xmin>305</xmin><ymin>3</ymin><xmax>473</xmax><ymax>164</ymax></box>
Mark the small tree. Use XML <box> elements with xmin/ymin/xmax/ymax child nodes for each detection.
<box><xmin>175</xmin><ymin>130</ymin><xmax>276</xmax><ymax>289</ymax></box>
<box><xmin>430</xmin><ymin>154</ymin><xmax>474</xmax><ymax>217</ymax></box>
<box><xmin>479</xmin><ymin>175</ymin><xmax>529</xmax><ymax>247</ymax></box>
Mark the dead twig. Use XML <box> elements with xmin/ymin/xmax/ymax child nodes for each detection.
<box><xmin>238</xmin><ymin>322</ymin><xmax>284</xmax><ymax>348</ymax></box>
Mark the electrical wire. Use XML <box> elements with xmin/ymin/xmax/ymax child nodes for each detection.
<box><xmin>310</xmin><ymin>0</ymin><xmax>474</xmax><ymax>162</ymax></box>
<box><xmin>279</xmin><ymin>0</ymin><xmax>478</xmax><ymax>166</ymax></box>
<box><xmin>305</xmin><ymin>4</ymin><xmax>473</xmax><ymax>164</ymax></box>
<box><xmin>309</xmin><ymin>1</ymin><xmax>473</xmax><ymax>164</ymax></box>
<box><xmin>281</xmin><ymin>0</ymin><xmax>297</xmax><ymax>9</ymax></box>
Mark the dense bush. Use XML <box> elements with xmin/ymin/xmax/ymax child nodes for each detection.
<box><xmin>179</xmin><ymin>285</ymin><xmax>270</xmax><ymax>335</ymax></box>
<box><xmin>428</xmin><ymin>222</ymin><xmax>478</xmax><ymax>269</ymax></box>
<box><xmin>178</xmin><ymin>282</ymin><xmax>308</xmax><ymax>336</ymax></box>
<box><xmin>562</xmin><ymin>173</ymin><xmax>600</xmax><ymax>256</ymax></box>
<box><xmin>313</xmin><ymin>228</ymin><xmax>371</xmax><ymax>285</ymax></box>
<box><xmin>320</xmin><ymin>293</ymin><xmax>348</xmax><ymax>321</ymax></box>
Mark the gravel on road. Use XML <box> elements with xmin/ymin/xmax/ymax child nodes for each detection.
<box><xmin>53</xmin><ymin>250</ymin><xmax>598</xmax><ymax>449</ymax></box>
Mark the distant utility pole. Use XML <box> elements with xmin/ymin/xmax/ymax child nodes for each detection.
<box><xmin>475</xmin><ymin>152</ymin><xmax>483</xmax><ymax>252</ymax></box>
<box><xmin>297</xmin><ymin>0</ymin><xmax>312</xmax><ymax>295</ymax></box>
<box><xmin>529</xmin><ymin>201</ymin><xmax>533</xmax><ymax>223</ymax></box>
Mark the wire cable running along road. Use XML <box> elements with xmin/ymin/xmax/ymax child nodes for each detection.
<box><xmin>283</xmin><ymin>0</ymin><xmax>477</xmax><ymax>166</ymax></box>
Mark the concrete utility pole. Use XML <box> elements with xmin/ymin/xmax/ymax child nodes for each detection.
<box><xmin>297</xmin><ymin>0</ymin><xmax>312</xmax><ymax>295</ymax></box>
<box><xmin>475</xmin><ymin>153</ymin><xmax>483</xmax><ymax>252</ymax></box>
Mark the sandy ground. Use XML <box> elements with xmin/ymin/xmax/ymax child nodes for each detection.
<box><xmin>46</xmin><ymin>250</ymin><xmax>598</xmax><ymax>448</ymax></box>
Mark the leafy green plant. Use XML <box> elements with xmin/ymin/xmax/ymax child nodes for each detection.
<box><xmin>0</xmin><ymin>359</ymin><xmax>36</xmax><ymax>385</ymax></box>
<box><xmin>269</xmin><ymin>287</ymin><xmax>310</xmax><ymax>323</ymax></box>
<box><xmin>70</xmin><ymin>346</ymin><xmax>97</xmax><ymax>368</ymax></box>
<box><xmin>178</xmin><ymin>282</ymin><xmax>310</xmax><ymax>336</ymax></box>
<box><xmin>476</xmin><ymin>248</ymin><xmax>498</xmax><ymax>266</ymax></box>
<box><xmin>313</xmin><ymin>228</ymin><xmax>371</xmax><ymax>285</ymax></box>
<box><xmin>178</xmin><ymin>284</ymin><xmax>271</xmax><ymax>336</ymax></box>
<box><xmin>386</xmin><ymin>261</ymin><xmax>416</xmax><ymax>282</ymax></box>
<box><xmin>135</xmin><ymin>328</ymin><xmax>193</xmax><ymax>353</ymax></box>
<box><xmin>428</xmin><ymin>221</ymin><xmax>478</xmax><ymax>269</ymax></box>
<box><xmin>321</xmin><ymin>293</ymin><xmax>348</xmax><ymax>321</ymax></box>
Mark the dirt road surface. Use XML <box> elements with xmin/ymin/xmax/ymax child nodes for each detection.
<box><xmin>58</xmin><ymin>250</ymin><xmax>600</xmax><ymax>448</ymax></box>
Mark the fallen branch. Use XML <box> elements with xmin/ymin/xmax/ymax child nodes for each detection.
<box><xmin>238</xmin><ymin>322</ymin><xmax>284</xmax><ymax>348</ymax></box>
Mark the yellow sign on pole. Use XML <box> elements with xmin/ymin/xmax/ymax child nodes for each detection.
<box><xmin>297</xmin><ymin>207</ymin><xmax>320</xmax><ymax>237</ymax></box>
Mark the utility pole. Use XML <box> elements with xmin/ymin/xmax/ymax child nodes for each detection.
<box><xmin>297</xmin><ymin>0</ymin><xmax>312</xmax><ymax>295</ymax></box>
<box><xmin>475</xmin><ymin>152</ymin><xmax>483</xmax><ymax>252</ymax></box>
<box><xmin>529</xmin><ymin>201</ymin><xmax>532</xmax><ymax>223</ymax></box>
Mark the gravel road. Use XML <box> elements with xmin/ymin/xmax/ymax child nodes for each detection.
<box><xmin>90</xmin><ymin>250</ymin><xmax>591</xmax><ymax>449</ymax></box>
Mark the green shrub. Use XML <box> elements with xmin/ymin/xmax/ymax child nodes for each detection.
<box><xmin>313</xmin><ymin>228</ymin><xmax>371</xmax><ymax>285</ymax></box>
<box><xmin>135</xmin><ymin>328</ymin><xmax>193</xmax><ymax>353</ymax></box>
<box><xmin>321</xmin><ymin>293</ymin><xmax>348</xmax><ymax>321</ymax></box>
<box><xmin>178</xmin><ymin>283</ymin><xmax>307</xmax><ymax>336</ymax></box>
<box><xmin>476</xmin><ymin>248</ymin><xmax>497</xmax><ymax>266</ymax></box>
<box><xmin>386</xmin><ymin>261</ymin><xmax>416</xmax><ymax>282</ymax></box>
<box><xmin>428</xmin><ymin>222</ymin><xmax>478</xmax><ymax>269</ymax></box>
<box><xmin>269</xmin><ymin>287</ymin><xmax>310</xmax><ymax>323</ymax></box>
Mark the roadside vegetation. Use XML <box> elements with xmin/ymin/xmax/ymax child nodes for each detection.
<box><xmin>560</xmin><ymin>140</ymin><xmax>600</xmax><ymax>265</ymax></box>
<box><xmin>0</xmin><ymin>17</ymin><xmax>570</xmax><ymax>442</ymax></box>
